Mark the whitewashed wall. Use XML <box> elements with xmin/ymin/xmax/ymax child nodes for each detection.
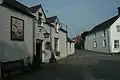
<box><xmin>59</xmin><ymin>30</ymin><xmax>67</xmax><ymax>58</ymax></box>
<box><xmin>85</xmin><ymin>29</ymin><xmax>110</xmax><ymax>53</ymax></box>
<box><xmin>109</xmin><ymin>17</ymin><xmax>120</xmax><ymax>53</ymax></box>
<box><xmin>67</xmin><ymin>42</ymin><xmax>75</xmax><ymax>56</ymax></box>
<box><xmin>51</xmin><ymin>26</ymin><xmax>59</xmax><ymax>59</ymax></box>
<box><xmin>34</xmin><ymin>7</ymin><xmax>45</xmax><ymax>49</ymax></box>
<box><xmin>51</xmin><ymin>22</ymin><xmax>59</xmax><ymax>52</ymax></box>
<box><xmin>85</xmin><ymin>34</ymin><xmax>94</xmax><ymax>51</ymax></box>
<box><xmin>32</xmin><ymin>7</ymin><xmax>49</xmax><ymax>62</ymax></box>
<box><xmin>72</xmin><ymin>42</ymin><xmax>75</xmax><ymax>54</ymax></box>
<box><xmin>51</xmin><ymin>25</ymin><xmax>67</xmax><ymax>59</ymax></box>
<box><xmin>42</xmin><ymin>24</ymin><xmax>51</xmax><ymax>63</ymax></box>
<box><xmin>0</xmin><ymin>6</ymin><xmax>34</xmax><ymax>62</ymax></box>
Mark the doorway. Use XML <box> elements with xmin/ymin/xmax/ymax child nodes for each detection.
<box><xmin>36</xmin><ymin>39</ymin><xmax>43</xmax><ymax>67</ymax></box>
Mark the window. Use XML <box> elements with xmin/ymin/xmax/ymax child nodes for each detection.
<box><xmin>103</xmin><ymin>30</ymin><xmax>105</xmax><ymax>37</ymax></box>
<box><xmin>114</xmin><ymin>40</ymin><xmax>119</xmax><ymax>48</ymax></box>
<box><xmin>94</xmin><ymin>41</ymin><xmax>97</xmax><ymax>48</ymax></box>
<box><xmin>93</xmin><ymin>33</ymin><xmax>96</xmax><ymax>38</ymax></box>
<box><xmin>116</xmin><ymin>25</ymin><xmax>120</xmax><ymax>32</ymax></box>
<box><xmin>45</xmin><ymin>42</ymin><xmax>51</xmax><ymax>50</ymax></box>
<box><xmin>38</xmin><ymin>12</ymin><xmax>42</xmax><ymax>25</ymax></box>
<box><xmin>54</xmin><ymin>38</ymin><xmax>59</xmax><ymax>51</ymax></box>
<box><xmin>102</xmin><ymin>40</ymin><xmax>106</xmax><ymax>47</ymax></box>
<box><xmin>55</xmin><ymin>22</ymin><xmax>59</xmax><ymax>33</ymax></box>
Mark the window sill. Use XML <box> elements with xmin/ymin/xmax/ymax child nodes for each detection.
<box><xmin>102</xmin><ymin>46</ymin><xmax>106</xmax><ymax>48</ymax></box>
<box><xmin>114</xmin><ymin>48</ymin><xmax>119</xmax><ymax>49</ymax></box>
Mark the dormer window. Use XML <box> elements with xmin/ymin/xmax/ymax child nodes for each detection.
<box><xmin>38</xmin><ymin>12</ymin><xmax>42</xmax><ymax>25</ymax></box>
<box><xmin>94</xmin><ymin>41</ymin><xmax>97</xmax><ymax>48</ymax></box>
<box><xmin>93</xmin><ymin>33</ymin><xmax>96</xmax><ymax>38</ymax></box>
<box><xmin>55</xmin><ymin>22</ymin><xmax>59</xmax><ymax>33</ymax></box>
<box><xmin>102</xmin><ymin>40</ymin><xmax>106</xmax><ymax>47</ymax></box>
<box><xmin>103</xmin><ymin>30</ymin><xmax>105</xmax><ymax>37</ymax></box>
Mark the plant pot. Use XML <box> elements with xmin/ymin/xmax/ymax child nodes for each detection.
<box><xmin>55</xmin><ymin>51</ymin><xmax>60</xmax><ymax>56</ymax></box>
<box><xmin>49</xmin><ymin>53</ymin><xmax>56</xmax><ymax>63</ymax></box>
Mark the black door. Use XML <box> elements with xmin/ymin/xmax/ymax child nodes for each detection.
<box><xmin>36</xmin><ymin>39</ymin><xmax>43</xmax><ymax>67</ymax></box>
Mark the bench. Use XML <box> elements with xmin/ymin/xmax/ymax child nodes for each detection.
<box><xmin>1</xmin><ymin>59</ymin><xmax>24</xmax><ymax>78</ymax></box>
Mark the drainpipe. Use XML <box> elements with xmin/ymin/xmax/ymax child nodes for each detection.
<box><xmin>49</xmin><ymin>24</ymin><xmax>57</xmax><ymax>63</ymax></box>
<box><xmin>107</xmin><ymin>29</ymin><xmax>111</xmax><ymax>53</ymax></box>
<box><xmin>50</xmin><ymin>25</ymin><xmax>52</xmax><ymax>53</ymax></box>
<box><xmin>66</xmin><ymin>25</ymin><xmax>68</xmax><ymax>57</ymax></box>
<box><xmin>32</xmin><ymin>19</ymin><xmax>36</xmax><ymax>64</ymax></box>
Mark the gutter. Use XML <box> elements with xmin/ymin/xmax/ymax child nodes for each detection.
<box><xmin>50</xmin><ymin>24</ymin><xmax>52</xmax><ymax>53</ymax></box>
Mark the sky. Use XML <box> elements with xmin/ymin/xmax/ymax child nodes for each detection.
<box><xmin>21</xmin><ymin>0</ymin><xmax>120</xmax><ymax>38</ymax></box>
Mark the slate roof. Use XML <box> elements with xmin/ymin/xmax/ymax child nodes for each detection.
<box><xmin>67</xmin><ymin>37</ymin><xmax>74</xmax><ymax>42</ymax></box>
<box><xmin>82</xmin><ymin>31</ymin><xmax>91</xmax><ymax>36</ymax></box>
<box><xmin>91</xmin><ymin>15</ymin><xmax>119</xmax><ymax>32</ymax></box>
<box><xmin>2</xmin><ymin>0</ymin><xmax>34</xmax><ymax>17</ymax></box>
<box><xmin>47</xmin><ymin>16</ymin><xmax>57</xmax><ymax>23</ymax></box>
<box><xmin>47</xmin><ymin>16</ymin><xmax>67</xmax><ymax>33</ymax></box>
<box><xmin>29</xmin><ymin>4</ymin><xmax>41</xmax><ymax>13</ymax></box>
<box><xmin>84</xmin><ymin>15</ymin><xmax>120</xmax><ymax>36</ymax></box>
<box><xmin>60</xmin><ymin>27</ymin><xmax>68</xmax><ymax>33</ymax></box>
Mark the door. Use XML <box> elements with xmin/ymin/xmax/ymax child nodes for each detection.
<box><xmin>54</xmin><ymin>38</ymin><xmax>58</xmax><ymax>52</ymax></box>
<box><xmin>36</xmin><ymin>39</ymin><xmax>43</xmax><ymax>66</ymax></box>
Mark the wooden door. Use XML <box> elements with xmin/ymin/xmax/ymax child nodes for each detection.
<box><xmin>36</xmin><ymin>39</ymin><xmax>43</xmax><ymax>66</ymax></box>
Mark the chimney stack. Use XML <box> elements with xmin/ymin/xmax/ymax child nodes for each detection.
<box><xmin>118</xmin><ymin>7</ymin><xmax>120</xmax><ymax>15</ymax></box>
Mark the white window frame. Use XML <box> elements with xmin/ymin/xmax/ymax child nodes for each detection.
<box><xmin>41</xmin><ymin>19</ymin><xmax>44</xmax><ymax>26</ymax></box>
<box><xmin>56</xmin><ymin>23</ymin><xmax>59</xmax><ymax>32</ymax></box>
<box><xmin>102</xmin><ymin>40</ymin><xmax>106</xmax><ymax>47</ymax></box>
<box><xmin>55</xmin><ymin>22</ymin><xmax>59</xmax><ymax>33</ymax></box>
<box><xmin>116</xmin><ymin>25</ymin><xmax>120</xmax><ymax>32</ymax></box>
<box><xmin>114</xmin><ymin>40</ymin><xmax>119</xmax><ymax>49</ymax></box>
<box><xmin>93</xmin><ymin>33</ymin><xmax>96</xmax><ymax>38</ymax></box>
<box><xmin>54</xmin><ymin>38</ymin><xmax>59</xmax><ymax>51</ymax></box>
<box><xmin>102</xmin><ymin>30</ymin><xmax>106</xmax><ymax>37</ymax></box>
<box><xmin>94</xmin><ymin>41</ymin><xmax>97</xmax><ymax>48</ymax></box>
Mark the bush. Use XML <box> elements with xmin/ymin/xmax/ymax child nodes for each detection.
<box><xmin>55</xmin><ymin>51</ymin><xmax>60</xmax><ymax>56</ymax></box>
<box><xmin>49</xmin><ymin>52</ymin><xmax>56</xmax><ymax>63</ymax></box>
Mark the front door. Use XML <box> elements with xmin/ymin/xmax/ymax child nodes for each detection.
<box><xmin>36</xmin><ymin>39</ymin><xmax>43</xmax><ymax>67</ymax></box>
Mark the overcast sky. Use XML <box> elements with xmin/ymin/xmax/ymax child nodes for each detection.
<box><xmin>21</xmin><ymin>0</ymin><xmax>120</xmax><ymax>38</ymax></box>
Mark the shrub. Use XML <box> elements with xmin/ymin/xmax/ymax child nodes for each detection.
<box><xmin>55</xmin><ymin>51</ymin><xmax>60</xmax><ymax>56</ymax></box>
